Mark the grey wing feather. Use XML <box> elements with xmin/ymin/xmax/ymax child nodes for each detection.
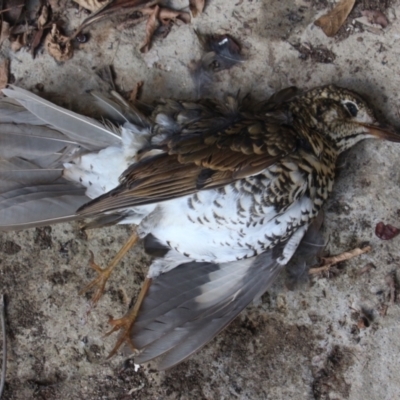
<box><xmin>0</xmin><ymin>182</ymin><xmax>88</xmax><ymax>230</ymax></box>
<box><xmin>90</xmin><ymin>91</ymin><xmax>150</xmax><ymax>128</ymax></box>
<box><xmin>0</xmin><ymin>156</ymin><xmax>88</xmax><ymax>230</ymax></box>
<box><xmin>2</xmin><ymin>86</ymin><xmax>121</xmax><ymax>150</ymax></box>
<box><xmin>0</xmin><ymin>98</ymin><xmax>47</xmax><ymax>125</ymax></box>
<box><xmin>131</xmin><ymin>250</ymin><xmax>284</xmax><ymax>369</ymax></box>
<box><xmin>0</xmin><ymin>124</ymin><xmax>78</xmax><ymax>159</ymax></box>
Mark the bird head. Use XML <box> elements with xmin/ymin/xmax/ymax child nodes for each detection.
<box><xmin>291</xmin><ymin>85</ymin><xmax>400</xmax><ymax>154</ymax></box>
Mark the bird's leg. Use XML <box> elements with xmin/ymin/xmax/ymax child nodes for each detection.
<box><xmin>80</xmin><ymin>230</ymin><xmax>139</xmax><ymax>305</ymax></box>
<box><xmin>106</xmin><ymin>277</ymin><xmax>152</xmax><ymax>358</ymax></box>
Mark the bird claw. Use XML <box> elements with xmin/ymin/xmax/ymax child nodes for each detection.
<box><xmin>79</xmin><ymin>251</ymin><xmax>113</xmax><ymax>305</ymax></box>
<box><xmin>105</xmin><ymin>277</ymin><xmax>152</xmax><ymax>358</ymax></box>
<box><xmin>79</xmin><ymin>231</ymin><xmax>139</xmax><ymax>306</ymax></box>
<box><xmin>106</xmin><ymin>315</ymin><xmax>137</xmax><ymax>358</ymax></box>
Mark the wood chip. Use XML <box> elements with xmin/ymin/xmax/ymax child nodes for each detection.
<box><xmin>309</xmin><ymin>246</ymin><xmax>371</xmax><ymax>274</ymax></box>
<box><xmin>314</xmin><ymin>0</ymin><xmax>356</xmax><ymax>37</ymax></box>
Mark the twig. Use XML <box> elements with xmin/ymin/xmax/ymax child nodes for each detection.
<box><xmin>0</xmin><ymin>295</ymin><xmax>6</xmax><ymax>399</ymax></box>
<box><xmin>309</xmin><ymin>246</ymin><xmax>371</xmax><ymax>275</ymax></box>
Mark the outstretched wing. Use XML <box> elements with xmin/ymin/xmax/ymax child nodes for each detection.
<box><xmin>130</xmin><ymin>248</ymin><xmax>284</xmax><ymax>369</ymax></box>
<box><xmin>78</xmin><ymin>94</ymin><xmax>298</xmax><ymax>215</ymax></box>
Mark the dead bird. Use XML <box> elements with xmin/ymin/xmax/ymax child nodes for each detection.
<box><xmin>0</xmin><ymin>84</ymin><xmax>398</xmax><ymax>369</ymax></box>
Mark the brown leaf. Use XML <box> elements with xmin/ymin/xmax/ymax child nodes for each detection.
<box><xmin>361</xmin><ymin>10</ymin><xmax>389</xmax><ymax>28</ymax></box>
<box><xmin>0</xmin><ymin>59</ymin><xmax>9</xmax><ymax>90</ymax></box>
<box><xmin>189</xmin><ymin>0</ymin><xmax>205</xmax><ymax>17</ymax></box>
<box><xmin>0</xmin><ymin>21</ymin><xmax>10</xmax><ymax>46</ymax></box>
<box><xmin>375</xmin><ymin>222</ymin><xmax>400</xmax><ymax>240</ymax></box>
<box><xmin>314</xmin><ymin>0</ymin><xmax>356</xmax><ymax>37</ymax></box>
<box><xmin>30</xmin><ymin>29</ymin><xmax>44</xmax><ymax>58</ymax></box>
<box><xmin>45</xmin><ymin>24</ymin><xmax>73</xmax><ymax>62</ymax></box>
<box><xmin>140</xmin><ymin>5</ymin><xmax>160</xmax><ymax>53</ymax></box>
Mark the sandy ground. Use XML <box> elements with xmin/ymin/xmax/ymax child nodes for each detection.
<box><xmin>1</xmin><ymin>0</ymin><xmax>400</xmax><ymax>399</ymax></box>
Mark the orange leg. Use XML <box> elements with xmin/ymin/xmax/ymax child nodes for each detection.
<box><xmin>106</xmin><ymin>277</ymin><xmax>152</xmax><ymax>358</ymax></box>
<box><xmin>80</xmin><ymin>230</ymin><xmax>139</xmax><ymax>305</ymax></box>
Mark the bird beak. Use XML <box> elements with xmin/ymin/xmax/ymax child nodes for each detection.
<box><xmin>359</xmin><ymin>122</ymin><xmax>400</xmax><ymax>142</ymax></box>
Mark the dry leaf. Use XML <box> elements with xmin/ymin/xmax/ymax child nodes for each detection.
<box><xmin>37</xmin><ymin>5</ymin><xmax>49</xmax><ymax>29</ymax></box>
<box><xmin>0</xmin><ymin>59</ymin><xmax>9</xmax><ymax>90</ymax></box>
<box><xmin>45</xmin><ymin>24</ymin><xmax>73</xmax><ymax>62</ymax></box>
<box><xmin>30</xmin><ymin>29</ymin><xmax>44</xmax><ymax>58</ymax></box>
<box><xmin>140</xmin><ymin>5</ymin><xmax>160</xmax><ymax>53</ymax></box>
<box><xmin>314</xmin><ymin>0</ymin><xmax>356</xmax><ymax>37</ymax></box>
<box><xmin>361</xmin><ymin>10</ymin><xmax>389</xmax><ymax>28</ymax></box>
<box><xmin>73</xmin><ymin>0</ymin><xmax>111</xmax><ymax>12</ymax></box>
<box><xmin>0</xmin><ymin>21</ymin><xmax>10</xmax><ymax>46</ymax></box>
<box><xmin>10</xmin><ymin>35</ymin><xmax>24</xmax><ymax>52</ymax></box>
<box><xmin>190</xmin><ymin>0</ymin><xmax>205</xmax><ymax>17</ymax></box>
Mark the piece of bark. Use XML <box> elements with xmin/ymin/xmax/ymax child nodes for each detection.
<box><xmin>314</xmin><ymin>0</ymin><xmax>356</xmax><ymax>37</ymax></box>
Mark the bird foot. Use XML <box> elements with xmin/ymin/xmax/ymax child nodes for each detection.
<box><xmin>106</xmin><ymin>315</ymin><xmax>138</xmax><ymax>358</ymax></box>
<box><xmin>79</xmin><ymin>251</ymin><xmax>113</xmax><ymax>305</ymax></box>
<box><xmin>105</xmin><ymin>277</ymin><xmax>152</xmax><ymax>358</ymax></box>
<box><xmin>79</xmin><ymin>230</ymin><xmax>139</xmax><ymax>306</ymax></box>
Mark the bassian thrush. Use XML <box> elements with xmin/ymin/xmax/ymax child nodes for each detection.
<box><xmin>0</xmin><ymin>84</ymin><xmax>398</xmax><ymax>369</ymax></box>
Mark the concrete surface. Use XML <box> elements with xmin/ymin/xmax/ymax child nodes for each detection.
<box><xmin>0</xmin><ymin>0</ymin><xmax>400</xmax><ymax>399</ymax></box>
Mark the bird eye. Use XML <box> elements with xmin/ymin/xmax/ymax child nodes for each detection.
<box><xmin>344</xmin><ymin>101</ymin><xmax>358</xmax><ymax>117</ymax></box>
